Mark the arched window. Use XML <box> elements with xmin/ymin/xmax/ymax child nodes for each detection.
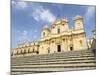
<box><xmin>36</xmin><ymin>51</ymin><xmax>39</xmax><ymax>54</ymax></box>
<box><xmin>11</xmin><ymin>52</ymin><xmax>13</xmax><ymax>56</ymax></box>
<box><xmin>48</xmin><ymin>48</ymin><xmax>50</xmax><ymax>53</ymax></box>
<box><xmin>62</xmin><ymin>23</ymin><xmax>65</xmax><ymax>26</ymax></box>
<box><xmin>20</xmin><ymin>50</ymin><xmax>22</xmax><ymax>54</ymax></box>
<box><xmin>80</xmin><ymin>40</ymin><xmax>83</xmax><ymax>47</ymax></box>
<box><xmin>57</xmin><ymin>28</ymin><xmax>60</xmax><ymax>34</ymax></box>
<box><xmin>16</xmin><ymin>50</ymin><xmax>18</xmax><ymax>55</ymax></box>
<box><xmin>18</xmin><ymin>50</ymin><xmax>20</xmax><ymax>54</ymax></box>
<box><xmin>24</xmin><ymin>49</ymin><xmax>26</xmax><ymax>54</ymax></box>
<box><xmin>22</xmin><ymin>49</ymin><xmax>24</xmax><ymax>54</ymax></box>
<box><xmin>52</xmin><ymin>25</ymin><xmax>55</xmax><ymax>29</ymax></box>
<box><xmin>43</xmin><ymin>32</ymin><xmax>45</xmax><ymax>37</ymax></box>
<box><xmin>33</xmin><ymin>48</ymin><xmax>34</xmax><ymax>52</ymax></box>
<box><xmin>63</xmin><ymin>38</ymin><xmax>65</xmax><ymax>41</ymax></box>
<box><xmin>28</xmin><ymin>48</ymin><xmax>30</xmax><ymax>53</ymax></box>
<box><xmin>52</xmin><ymin>41</ymin><xmax>54</xmax><ymax>43</ymax></box>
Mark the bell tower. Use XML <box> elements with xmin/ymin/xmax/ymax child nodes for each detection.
<box><xmin>74</xmin><ymin>15</ymin><xmax>84</xmax><ymax>30</ymax></box>
<box><xmin>61</xmin><ymin>17</ymin><xmax>69</xmax><ymax>31</ymax></box>
<box><xmin>41</xmin><ymin>25</ymin><xmax>50</xmax><ymax>38</ymax></box>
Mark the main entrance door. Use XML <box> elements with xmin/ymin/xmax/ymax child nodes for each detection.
<box><xmin>57</xmin><ymin>45</ymin><xmax>61</xmax><ymax>52</ymax></box>
<box><xmin>70</xmin><ymin>47</ymin><xmax>73</xmax><ymax>51</ymax></box>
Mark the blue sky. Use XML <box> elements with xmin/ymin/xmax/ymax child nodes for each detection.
<box><xmin>11</xmin><ymin>1</ymin><xmax>96</xmax><ymax>48</ymax></box>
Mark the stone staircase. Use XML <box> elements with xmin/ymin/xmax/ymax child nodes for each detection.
<box><xmin>11</xmin><ymin>49</ymin><xmax>96</xmax><ymax>75</ymax></box>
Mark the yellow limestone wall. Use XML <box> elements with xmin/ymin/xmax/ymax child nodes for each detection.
<box><xmin>12</xmin><ymin>16</ymin><xmax>88</xmax><ymax>57</ymax></box>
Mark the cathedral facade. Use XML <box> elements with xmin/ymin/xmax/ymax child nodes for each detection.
<box><xmin>12</xmin><ymin>15</ymin><xmax>88</xmax><ymax>57</ymax></box>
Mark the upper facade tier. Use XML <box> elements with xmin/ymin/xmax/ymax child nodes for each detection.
<box><xmin>41</xmin><ymin>15</ymin><xmax>84</xmax><ymax>38</ymax></box>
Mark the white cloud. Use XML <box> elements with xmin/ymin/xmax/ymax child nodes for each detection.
<box><xmin>12</xmin><ymin>1</ymin><xmax>56</xmax><ymax>23</ymax></box>
<box><xmin>23</xmin><ymin>30</ymin><xmax>28</xmax><ymax>36</ymax></box>
<box><xmin>12</xmin><ymin>1</ymin><xmax>28</xmax><ymax>9</ymax></box>
<box><xmin>32</xmin><ymin>6</ymin><xmax>56</xmax><ymax>23</ymax></box>
<box><xmin>85</xmin><ymin>6</ymin><xmax>95</xmax><ymax>21</ymax></box>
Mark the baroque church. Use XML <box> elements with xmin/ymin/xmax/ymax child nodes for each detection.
<box><xmin>12</xmin><ymin>15</ymin><xmax>88</xmax><ymax>57</ymax></box>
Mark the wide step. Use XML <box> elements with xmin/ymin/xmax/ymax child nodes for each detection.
<box><xmin>11</xmin><ymin>50</ymin><xmax>96</xmax><ymax>74</ymax></box>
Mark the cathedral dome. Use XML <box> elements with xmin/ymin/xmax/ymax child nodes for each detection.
<box><xmin>52</xmin><ymin>18</ymin><xmax>68</xmax><ymax>26</ymax></box>
<box><xmin>43</xmin><ymin>25</ymin><xmax>48</xmax><ymax>29</ymax></box>
<box><xmin>61</xmin><ymin>17</ymin><xmax>69</xmax><ymax>23</ymax></box>
<box><xmin>43</xmin><ymin>25</ymin><xmax>50</xmax><ymax>31</ymax></box>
